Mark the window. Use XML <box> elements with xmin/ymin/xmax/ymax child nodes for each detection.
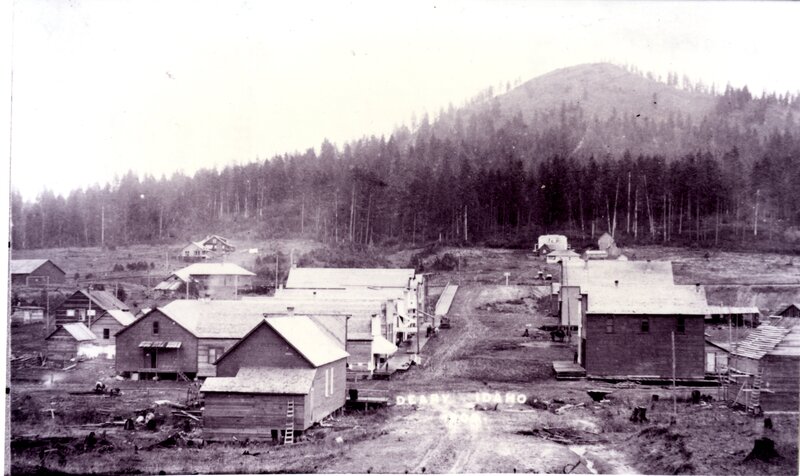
<box><xmin>152</xmin><ymin>321</ymin><xmax>159</xmax><ymax>335</ymax></box>
<box><xmin>605</xmin><ymin>317</ymin><xmax>614</xmax><ymax>334</ymax></box>
<box><xmin>66</xmin><ymin>309</ymin><xmax>75</xmax><ymax>317</ymax></box>
<box><xmin>324</xmin><ymin>368</ymin><xmax>330</xmax><ymax>397</ymax></box>
<box><xmin>640</xmin><ymin>318</ymin><xmax>650</xmax><ymax>333</ymax></box>
<box><xmin>677</xmin><ymin>317</ymin><xmax>686</xmax><ymax>334</ymax></box>
<box><xmin>103</xmin><ymin>329</ymin><xmax>110</xmax><ymax>340</ymax></box>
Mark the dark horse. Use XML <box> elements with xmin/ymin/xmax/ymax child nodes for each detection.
<box><xmin>550</xmin><ymin>327</ymin><xmax>566</xmax><ymax>342</ymax></box>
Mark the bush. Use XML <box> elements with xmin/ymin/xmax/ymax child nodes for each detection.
<box><xmin>431</xmin><ymin>253</ymin><xmax>459</xmax><ymax>271</ymax></box>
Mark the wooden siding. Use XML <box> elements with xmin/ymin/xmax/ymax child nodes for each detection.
<box><xmin>55</xmin><ymin>292</ymin><xmax>95</xmax><ymax>325</ymax></box>
<box><xmin>779</xmin><ymin>305</ymin><xmax>800</xmax><ymax>318</ymax></box>
<box><xmin>115</xmin><ymin>310</ymin><xmax>198</xmax><ymax>375</ymax></box>
<box><xmin>347</xmin><ymin>340</ymin><xmax>374</xmax><ymax>372</ymax></box>
<box><xmin>217</xmin><ymin>323</ymin><xmax>310</xmax><ymax>377</ymax></box>
<box><xmin>45</xmin><ymin>327</ymin><xmax>79</xmax><ymax>362</ymax></box>
<box><xmin>203</xmin><ymin>393</ymin><xmax>309</xmax><ymax>439</ymax></box>
<box><xmin>12</xmin><ymin>261</ymin><xmax>66</xmax><ymax>285</ymax></box>
<box><xmin>761</xmin><ymin>355</ymin><xmax>800</xmax><ymax>412</ymax></box>
<box><xmin>560</xmin><ymin>286</ymin><xmax>582</xmax><ymax>327</ymax></box>
<box><xmin>584</xmin><ymin>314</ymin><xmax>705</xmax><ymax>379</ymax></box>
<box><xmin>309</xmin><ymin>359</ymin><xmax>347</xmax><ymax>421</ymax></box>
<box><xmin>89</xmin><ymin>314</ymin><xmax>126</xmax><ymax>346</ymax></box>
<box><xmin>197</xmin><ymin>338</ymin><xmax>240</xmax><ymax>377</ymax></box>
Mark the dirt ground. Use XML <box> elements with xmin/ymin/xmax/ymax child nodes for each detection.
<box><xmin>7</xmin><ymin>245</ymin><xmax>800</xmax><ymax>474</ymax></box>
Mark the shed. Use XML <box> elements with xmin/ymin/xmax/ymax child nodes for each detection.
<box><xmin>202</xmin><ymin>315</ymin><xmax>349</xmax><ymax>440</ymax></box>
<box><xmin>705</xmin><ymin>305</ymin><xmax>761</xmax><ymax>326</ymax></box>
<box><xmin>11</xmin><ymin>259</ymin><xmax>66</xmax><ymax>286</ymax></box>
<box><xmin>777</xmin><ymin>303</ymin><xmax>800</xmax><ymax>318</ymax></box>
<box><xmin>10</xmin><ymin>306</ymin><xmax>45</xmax><ymax>324</ymax></box>
<box><xmin>45</xmin><ymin>323</ymin><xmax>97</xmax><ymax>362</ymax></box>
<box><xmin>728</xmin><ymin>324</ymin><xmax>800</xmax><ymax>412</ymax></box>
<box><xmin>584</xmin><ymin>250</ymin><xmax>609</xmax><ymax>260</ymax></box>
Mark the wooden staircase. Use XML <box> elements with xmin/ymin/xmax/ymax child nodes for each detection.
<box><xmin>284</xmin><ymin>401</ymin><xmax>295</xmax><ymax>445</ymax></box>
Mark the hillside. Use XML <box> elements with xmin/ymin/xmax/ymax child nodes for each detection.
<box><xmin>498</xmin><ymin>63</ymin><xmax>715</xmax><ymax>123</ymax></box>
<box><xmin>11</xmin><ymin>63</ymin><xmax>800</xmax><ymax>251</ymax></box>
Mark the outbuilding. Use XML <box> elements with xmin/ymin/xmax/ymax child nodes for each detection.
<box><xmin>777</xmin><ymin>303</ymin><xmax>800</xmax><ymax>318</ymax></box>
<box><xmin>536</xmin><ymin>235</ymin><xmax>568</xmax><ymax>253</ymax></box>
<box><xmin>45</xmin><ymin>323</ymin><xmax>97</xmax><ymax>363</ymax></box>
<box><xmin>11</xmin><ymin>259</ymin><xmax>66</xmax><ymax>286</ymax></box>
<box><xmin>201</xmin><ymin>315</ymin><xmax>349</xmax><ymax>441</ymax></box>
<box><xmin>728</xmin><ymin>324</ymin><xmax>800</xmax><ymax>412</ymax></box>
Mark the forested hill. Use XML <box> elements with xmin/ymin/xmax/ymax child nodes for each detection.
<box><xmin>10</xmin><ymin>63</ymin><xmax>800</xmax><ymax>251</ymax></box>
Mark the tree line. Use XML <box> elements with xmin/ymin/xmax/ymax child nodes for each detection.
<box><xmin>11</xmin><ymin>83</ymin><xmax>800</xmax><ymax>250</ymax></box>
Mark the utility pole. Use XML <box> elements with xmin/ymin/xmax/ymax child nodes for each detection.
<box><xmin>100</xmin><ymin>205</ymin><xmax>105</xmax><ymax>248</ymax></box>
<box><xmin>275</xmin><ymin>253</ymin><xmax>279</xmax><ymax>293</ymax></box>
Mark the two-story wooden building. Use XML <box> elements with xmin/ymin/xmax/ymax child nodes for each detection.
<box><xmin>114</xmin><ymin>300</ymin><xmax>264</xmax><ymax>379</ymax></box>
<box><xmin>201</xmin><ymin>315</ymin><xmax>349</xmax><ymax>441</ymax></box>
<box><xmin>579</xmin><ymin>283</ymin><xmax>708</xmax><ymax>380</ymax></box>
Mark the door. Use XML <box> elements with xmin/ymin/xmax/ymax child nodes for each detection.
<box><xmin>144</xmin><ymin>350</ymin><xmax>157</xmax><ymax>368</ymax></box>
<box><xmin>706</xmin><ymin>352</ymin><xmax>716</xmax><ymax>373</ymax></box>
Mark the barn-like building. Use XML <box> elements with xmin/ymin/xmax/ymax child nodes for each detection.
<box><xmin>11</xmin><ymin>259</ymin><xmax>66</xmax><ymax>286</ymax></box>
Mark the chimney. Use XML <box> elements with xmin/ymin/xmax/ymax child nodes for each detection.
<box><xmin>695</xmin><ymin>283</ymin><xmax>701</xmax><ymax>293</ymax></box>
<box><xmin>646</xmin><ymin>259</ymin><xmax>652</xmax><ymax>272</ymax></box>
<box><xmin>584</xmin><ymin>259</ymin><xmax>589</xmax><ymax>270</ymax></box>
<box><xmin>286</xmin><ymin>306</ymin><xmax>295</xmax><ymax>315</ymax></box>
<box><xmin>614</xmin><ymin>280</ymin><xmax>619</xmax><ymax>288</ymax></box>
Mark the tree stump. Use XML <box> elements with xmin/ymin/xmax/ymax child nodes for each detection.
<box><xmin>744</xmin><ymin>437</ymin><xmax>780</xmax><ymax>462</ymax></box>
<box><xmin>630</xmin><ymin>407</ymin><xmax>648</xmax><ymax>423</ymax></box>
<box><xmin>691</xmin><ymin>390</ymin><xmax>701</xmax><ymax>404</ymax></box>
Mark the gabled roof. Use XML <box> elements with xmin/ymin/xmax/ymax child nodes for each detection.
<box><xmin>10</xmin><ymin>259</ymin><xmax>65</xmax><ymax>275</ymax></box>
<box><xmin>731</xmin><ymin>324</ymin><xmax>795</xmax><ymax>360</ymax></box>
<box><xmin>585</xmin><ymin>284</ymin><xmax>708</xmax><ymax>315</ymax></box>
<box><xmin>171</xmin><ymin>263</ymin><xmax>255</xmax><ymax>282</ymax></box>
<box><xmin>157</xmin><ymin>300</ymin><xmax>265</xmax><ymax>339</ymax></box>
<box><xmin>265</xmin><ymin>315</ymin><xmax>349</xmax><ymax>367</ymax></box>
<box><xmin>105</xmin><ymin>310</ymin><xmax>136</xmax><ymax>326</ymax></box>
<box><xmin>779</xmin><ymin>303</ymin><xmax>800</xmax><ymax>314</ymax></box>
<box><xmin>201</xmin><ymin>367</ymin><xmax>317</xmax><ymax>394</ymax></box>
<box><xmin>183</xmin><ymin>241</ymin><xmax>207</xmax><ymax>251</ymax></box>
<box><xmin>286</xmin><ymin>267</ymin><xmax>415</xmax><ymax>289</ymax></box>
<box><xmin>47</xmin><ymin>322</ymin><xmax>97</xmax><ymax>341</ymax></box>
<box><xmin>69</xmin><ymin>289</ymin><xmax>128</xmax><ymax>311</ymax></box>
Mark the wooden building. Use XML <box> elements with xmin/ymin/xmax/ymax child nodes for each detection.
<box><xmin>536</xmin><ymin>234</ymin><xmax>568</xmax><ymax>253</ymax></box>
<box><xmin>559</xmin><ymin>260</ymin><xmax>675</xmax><ymax>328</ymax></box>
<box><xmin>115</xmin><ymin>301</ymin><xmax>266</xmax><ymax>379</ymax></box>
<box><xmin>45</xmin><ymin>323</ymin><xmax>97</xmax><ymax>362</ymax></box>
<box><xmin>54</xmin><ymin>289</ymin><xmax>130</xmax><ymax>326</ymax></box>
<box><xmin>705</xmin><ymin>339</ymin><xmax>731</xmax><ymax>374</ymax></box>
<box><xmin>180</xmin><ymin>241</ymin><xmax>210</xmax><ymax>260</ymax></box>
<box><xmin>202</xmin><ymin>315</ymin><xmax>349</xmax><ymax>441</ymax></box>
<box><xmin>199</xmin><ymin>235</ymin><xmax>235</xmax><ymax>252</ymax></box>
<box><xmin>154</xmin><ymin>263</ymin><xmax>255</xmax><ymax>299</ymax></box>
<box><xmin>88</xmin><ymin>309</ymin><xmax>135</xmax><ymax>349</ymax></box>
<box><xmin>579</xmin><ymin>283</ymin><xmax>708</xmax><ymax>380</ymax></box>
<box><xmin>777</xmin><ymin>303</ymin><xmax>800</xmax><ymax>318</ymax></box>
<box><xmin>11</xmin><ymin>259</ymin><xmax>66</xmax><ymax>286</ymax></box>
<box><xmin>728</xmin><ymin>324</ymin><xmax>800</xmax><ymax>412</ymax></box>
<box><xmin>705</xmin><ymin>305</ymin><xmax>761</xmax><ymax>326</ymax></box>
<box><xmin>10</xmin><ymin>306</ymin><xmax>45</xmax><ymax>324</ymax></box>
<box><xmin>546</xmin><ymin>249</ymin><xmax>581</xmax><ymax>264</ymax></box>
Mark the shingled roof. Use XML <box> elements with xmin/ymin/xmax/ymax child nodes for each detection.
<box><xmin>731</xmin><ymin>325</ymin><xmax>795</xmax><ymax>360</ymax></box>
<box><xmin>11</xmin><ymin>259</ymin><xmax>65</xmax><ymax>275</ymax></box>
<box><xmin>201</xmin><ymin>367</ymin><xmax>317</xmax><ymax>394</ymax></box>
<box><xmin>585</xmin><ymin>283</ymin><xmax>708</xmax><ymax>315</ymax></box>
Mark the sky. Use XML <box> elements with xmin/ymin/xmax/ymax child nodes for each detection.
<box><xmin>6</xmin><ymin>0</ymin><xmax>800</xmax><ymax>200</ymax></box>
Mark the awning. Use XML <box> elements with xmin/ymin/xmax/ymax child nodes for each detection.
<box><xmin>139</xmin><ymin>341</ymin><xmax>182</xmax><ymax>349</ymax></box>
<box><xmin>372</xmin><ymin>335</ymin><xmax>398</xmax><ymax>355</ymax></box>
